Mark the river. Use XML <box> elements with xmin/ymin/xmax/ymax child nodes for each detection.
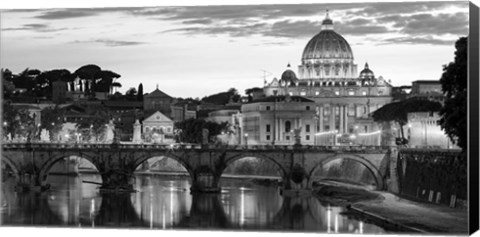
<box><xmin>1</xmin><ymin>173</ymin><xmax>387</xmax><ymax>233</ymax></box>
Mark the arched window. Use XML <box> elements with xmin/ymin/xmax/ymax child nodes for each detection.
<box><xmin>285</xmin><ymin>121</ymin><xmax>291</xmax><ymax>132</ymax></box>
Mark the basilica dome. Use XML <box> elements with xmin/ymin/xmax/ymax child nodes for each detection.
<box><xmin>359</xmin><ymin>63</ymin><xmax>375</xmax><ymax>79</ymax></box>
<box><xmin>280</xmin><ymin>63</ymin><xmax>298</xmax><ymax>84</ymax></box>
<box><xmin>297</xmin><ymin>11</ymin><xmax>358</xmax><ymax>80</ymax></box>
<box><xmin>301</xmin><ymin>14</ymin><xmax>354</xmax><ymax>61</ymax></box>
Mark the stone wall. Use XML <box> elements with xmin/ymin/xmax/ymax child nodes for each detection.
<box><xmin>396</xmin><ymin>149</ymin><xmax>466</xmax><ymax>208</ymax></box>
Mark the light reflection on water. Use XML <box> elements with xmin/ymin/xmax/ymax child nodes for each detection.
<box><xmin>1</xmin><ymin>174</ymin><xmax>386</xmax><ymax>233</ymax></box>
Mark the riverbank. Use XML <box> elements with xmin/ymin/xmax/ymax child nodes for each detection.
<box><xmin>313</xmin><ymin>181</ymin><xmax>468</xmax><ymax>234</ymax></box>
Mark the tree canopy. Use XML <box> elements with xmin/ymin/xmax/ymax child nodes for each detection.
<box><xmin>201</xmin><ymin>88</ymin><xmax>240</xmax><ymax>105</ymax></box>
<box><xmin>439</xmin><ymin>37</ymin><xmax>467</xmax><ymax>150</ymax></box>
<box><xmin>174</xmin><ymin>118</ymin><xmax>228</xmax><ymax>144</ymax></box>
<box><xmin>372</xmin><ymin>98</ymin><xmax>442</xmax><ymax>141</ymax></box>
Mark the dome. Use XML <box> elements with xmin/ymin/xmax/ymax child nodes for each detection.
<box><xmin>280</xmin><ymin>63</ymin><xmax>298</xmax><ymax>84</ymax></box>
<box><xmin>301</xmin><ymin>12</ymin><xmax>354</xmax><ymax>61</ymax></box>
<box><xmin>359</xmin><ymin>63</ymin><xmax>375</xmax><ymax>79</ymax></box>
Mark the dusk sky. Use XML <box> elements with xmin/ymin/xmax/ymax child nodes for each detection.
<box><xmin>0</xmin><ymin>0</ymin><xmax>470</xmax><ymax>98</ymax></box>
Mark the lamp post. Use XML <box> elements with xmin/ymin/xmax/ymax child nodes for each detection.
<box><xmin>244</xmin><ymin>133</ymin><xmax>248</xmax><ymax>146</ymax></box>
<box><xmin>272</xmin><ymin>90</ymin><xmax>278</xmax><ymax>146</ymax></box>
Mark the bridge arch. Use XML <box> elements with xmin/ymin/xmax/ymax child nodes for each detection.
<box><xmin>221</xmin><ymin>153</ymin><xmax>288</xmax><ymax>183</ymax></box>
<box><xmin>307</xmin><ymin>154</ymin><xmax>384</xmax><ymax>190</ymax></box>
<box><xmin>132</xmin><ymin>153</ymin><xmax>195</xmax><ymax>180</ymax></box>
<box><xmin>38</xmin><ymin>153</ymin><xmax>100</xmax><ymax>184</ymax></box>
<box><xmin>1</xmin><ymin>155</ymin><xmax>21</xmax><ymax>181</ymax></box>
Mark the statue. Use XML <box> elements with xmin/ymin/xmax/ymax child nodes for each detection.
<box><xmin>105</xmin><ymin>120</ymin><xmax>115</xmax><ymax>143</ymax></box>
<box><xmin>202</xmin><ymin>128</ymin><xmax>209</xmax><ymax>145</ymax></box>
<box><xmin>40</xmin><ymin>129</ymin><xmax>50</xmax><ymax>142</ymax></box>
<box><xmin>132</xmin><ymin>119</ymin><xmax>142</xmax><ymax>143</ymax></box>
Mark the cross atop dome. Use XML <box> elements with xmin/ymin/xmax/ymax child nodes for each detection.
<box><xmin>364</xmin><ymin>62</ymin><xmax>369</xmax><ymax>69</ymax></box>
<box><xmin>321</xmin><ymin>9</ymin><xmax>334</xmax><ymax>31</ymax></box>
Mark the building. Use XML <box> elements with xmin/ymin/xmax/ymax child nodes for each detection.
<box><xmin>406</xmin><ymin>112</ymin><xmax>456</xmax><ymax>149</ymax></box>
<box><xmin>143</xmin><ymin>87</ymin><xmax>174</xmax><ymax>116</ymax></box>
<box><xmin>52</xmin><ymin>80</ymin><xmax>67</xmax><ymax>104</ymax></box>
<box><xmin>262</xmin><ymin>12</ymin><xmax>393</xmax><ymax>145</ymax></box>
<box><xmin>170</xmin><ymin>101</ymin><xmax>197</xmax><ymax>123</ymax></box>
<box><xmin>142</xmin><ymin>111</ymin><xmax>175</xmax><ymax>144</ymax></box>
<box><xmin>408</xmin><ymin>80</ymin><xmax>444</xmax><ymax>102</ymax></box>
<box><xmin>241</xmin><ymin>95</ymin><xmax>316</xmax><ymax>145</ymax></box>
<box><xmin>403</xmin><ymin>80</ymin><xmax>455</xmax><ymax>149</ymax></box>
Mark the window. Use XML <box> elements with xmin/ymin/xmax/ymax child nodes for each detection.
<box><xmin>306</xmin><ymin>124</ymin><xmax>310</xmax><ymax>133</ymax></box>
<box><xmin>378</xmin><ymin>90</ymin><xmax>384</xmax><ymax>95</ymax></box>
<box><xmin>289</xmin><ymin>92</ymin><xmax>294</xmax><ymax>96</ymax></box>
<box><xmin>362</xmin><ymin>91</ymin><xmax>367</xmax><ymax>96</ymax></box>
<box><xmin>266</xmin><ymin>135</ymin><xmax>271</xmax><ymax>140</ymax></box>
<box><xmin>300</xmin><ymin>91</ymin><xmax>306</xmax><ymax>96</ymax></box>
<box><xmin>315</xmin><ymin>91</ymin><xmax>320</xmax><ymax>96</ymax></box>
<box><xmin>285</xmin><ymin>121</ymin><xmax>291</xmax><ymax>132</ymax></box>
<box><xmin>348</xmin><ymin>90</ymin><xmax>355</xmax><ymax>96</ymax></box>
<box><xmin>266</xmin><ymin>124</ymin><xmax>271</xmax><ymax>132</ymax></box>
<box><xmin>306</xmin><ymin>135</ymin><xmax>310</xmax><ymax>140</ymax></box>
<box><xmin>334</xmin><ymin>91</ymin><xmax>340</xmax><ymax>95</ymax></box>
<box><xmin>286</xmin><ymin>136</ymin><xmax>290</xmax><ymax>140</ymax></box>
<box><xmin>324</xmin><ymin>125</ymin><xmax>330</xmax><ymax>131</ymax></box>
<box><xmin>266</xmin><ymin>106</ymin><xmax>271</xmax><ymax>111</ymax></box>
<box><xmin>306</xmin><ymin>106</ymin><xmax>310</xmax><ymax>111</ymax></box>
<box><xmin>348</xmin><ymin>104</ymin><xmax>355</xmax><ymax>116</ymax></box>
<box><xmin>364</xmin><ymin>125</ymin><xmax>368</xmax><ymax>132</ymax></box>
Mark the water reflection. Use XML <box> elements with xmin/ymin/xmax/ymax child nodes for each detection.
<box><xmin>1</xmin><ymin>174</ymin><xmax>386</xmax><ymax>233</ymax></box>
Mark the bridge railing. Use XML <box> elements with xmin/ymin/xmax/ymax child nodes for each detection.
<box><xmin>2</xmin><ymin>141</ymin><xmax>393</xmax><ymax>152</ymax></box>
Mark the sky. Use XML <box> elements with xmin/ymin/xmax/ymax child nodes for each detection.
<box><xmin>0</xmin><ymin>0</ymin><xmax>470</xmax><ymax>99</ymax></box>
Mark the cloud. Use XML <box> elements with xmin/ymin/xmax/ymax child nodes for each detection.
<box><xmin>182</xmin><ymin>18</ymin><xmax>213</xmax><ymax>25</ymax></box>
<box><xmin>35</xmin><ymin>9</ymin><xmax>98</xmax><ymax>19</ymax></box>
<box><xmin>2</xmin><ymin>23</ymin><xmax>68</xmax><ymax>32</ymax></box>
<box><xmin>401</xmin><ymin>12</ymin><xmax>468</xmax><ymax>35</ymax></box>
<box><xmin>72</xmin><ymin>39</ymin><xmax>147</xmax><ymax>47</ymax></box>
<box><xmin>347</xmin><ymin>1</ymin><xmax>467</xmax><ymax>16</ymax></box>
<box><xmin>264</xmin><ymin>20</ymin><xmax>320</xmax><ymax>38</ymax></box>
<box><xmin>33</xmin><ymin>7</ymin><xmax>146</xmax><ymax>20</ymax></box>
<box><xmin>380</xmin><ymin>36</ymin><xmax>455</xmax><ymax>45</ymax></box>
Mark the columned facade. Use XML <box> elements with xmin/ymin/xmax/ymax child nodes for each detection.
<box><xmin>263</xmin><ymin>11</ymin><xmax>393</xmax><ymax>145</ymax></box>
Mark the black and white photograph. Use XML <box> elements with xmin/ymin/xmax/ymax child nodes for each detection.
<box><xmin>0</xmin><ymin>0</ymin><xmax>477</xmax><ymax>236</ymax></box>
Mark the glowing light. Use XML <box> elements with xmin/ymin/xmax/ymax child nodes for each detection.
<box><xmin>358</xmin><ymin>130</ymin><xmax>381</xmax><ymax>136</ymax></box>
<box><xmin>359</xmin><ymin>221</ymin><xmax>364</xmax><ymax>234</ymax></box>
<box><xmin>327</xmin><ymin>205</ymin><xmax>331</xmax><ymax>233</ymax></box>
<box><xmin>240</xmin><ymin>189</ymin><xmax>245</xmax><ymax>227</ymax></box>
<box><xmin>315</xmin><ymin>130</ymin><xmax>338</xmax><ymax>136</ymax></box>
<box><xmin>334</xmin><ymin>214</ymin><xmax>339</xmax><ymax>233</ymax></box>
<box><xmin>349</xmin><ymin>134</ymin><xmax>356</xmax><ymax>139</ymax></box>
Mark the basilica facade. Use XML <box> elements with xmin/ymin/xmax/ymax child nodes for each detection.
<box><xmin>258</xmin><ymin>12</ymin><xmax>393</xmax><ymax>145</ymax></box>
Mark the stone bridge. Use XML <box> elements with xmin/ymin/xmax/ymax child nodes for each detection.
<box><xmin>1</xmin><ymin>142</ymin><xmax>394</xmax><ymax>194</ymax></box>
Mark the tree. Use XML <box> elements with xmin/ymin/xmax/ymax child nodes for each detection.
<box><xmin>76</xmin><ymin>106</ymin><xmax>111</xmax><ymax>142</ymax></box>
<box><xmin>174</xmin><ymin>118</ymin><xmax>228</xmax><ymax>144</ymax></box>
<box><xmin>137</xmin><ymin>83</ymin><xmax>144</xmax><ymax>101</ymax></box>
<box><xmin>2</xmin><ymin>69</ymin><xmax>15</xmax><ymax>98</ymax></box>
<box><xmin>125</xmin><ymin>87</ymin><xmax>137</xmax><ymax>98</ymax></box>
<box><xmin>201</xmin><ymin>88</ymin><xmax>240</xmax><ymax>105</ymax></box>
<box><xmin>439</xmin><ymin>37</ymin><xmax>467</xmax><ymax>150</ymax></box>
<box><xmin>74</xmin><ymin>65</ymin><xmax>121</xmax><ymax>95</ymax></box>
<box><xmin>2</xmin><ymin>102</ymin><xmax>37</xmax><ymax>141</ymax></box>
<box><xmin>36</xmin><ymin>69</ymin><xmax>73</xmax><ymax>99</ymax></box>
<box><xmin>40</xmin><ymin>106</ymin><xmax>65</xmax><ymax>141</ymax></box>
<box><xmin>372</xmin><ymin>98</ymin><xmax>442</xmax><ymax>143</ymax></box>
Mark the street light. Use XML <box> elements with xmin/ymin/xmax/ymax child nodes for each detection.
<box><xmin>272</xmin><ymin>90</ymin><xmax>278</xmax><ymax>146</ymax></box>
<box><xmin>244</xmin><ymin>133</ymin><xmax>248</xmax><ymax>146</ymax></box>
